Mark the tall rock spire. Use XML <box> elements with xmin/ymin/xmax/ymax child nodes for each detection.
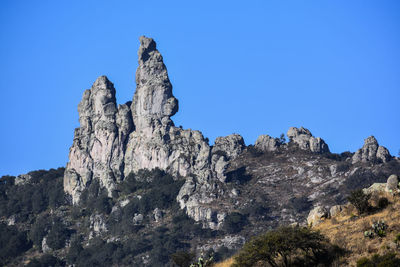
<box><xmin>64</xmin><ymin>76</ymin><xmax>132</xmax><ymax>204</ymax></box>
<box><xmin>131</xmin><ymin>36</ymin><xmax>178</xmax><ymax>130</ymax></box>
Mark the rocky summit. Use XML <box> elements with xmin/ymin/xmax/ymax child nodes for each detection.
<box><xmin>1</xmin><ymin>36</ymin><xmax>399</xmax><ymax>267</ymax></box>
<box><xmin>64</xmin><ymin>36</ymin><xmax>396</xmax><ymax>229</ymax></box>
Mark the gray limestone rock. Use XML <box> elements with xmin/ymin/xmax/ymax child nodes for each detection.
<box><xmin>90</xmin><ymin>214</ymin><xmax>108</xmax><ymax>234</ymax></box>
<box><xmin>42</xmin><ymin>237</ymin><xmax>51</xmax><ymax>253</ymax></box>
<box><xmin>15</xmin><ymin>174</ymin><xmax>32</xmax><ymax>185</ymax></box>
<box><xmin>63</xmin><ymin>36</ymin><xmax>235</xmax><ymax>227</ymax></box>
<box><xmin>131</xmin><ymin>36</ymin><xmax>178</xmax><ymax>130</ymax></box>
<box><xmin>132</xmin><ymin>213</ymin><xmax>144</xmax><ymax>225</ymax></box>
<box><xmin>386</xmin><ymin>174</ymin><xmax>399</xmax><ymax>192</ymax></box>
<box><xmin>212</xmin><ymin>134</ymin><xmax>245</xmax><ymax>159</ymax></box>
<box><xmin>255</xmin><ymin>134</ymin><xmax>279</xmax><ymax>152</ymax></box>
<box><xmin>352</xmin><ymin>136</ymin><xmax>391</xmax><ymax>164</ymax></box>
<box><xmin>211</xmin><ymin>134</ymin><xmax>245</xmax><ymax>182</ymax></box>
<box><xmin>287</xmin><ymin>127</ymin><xmax>329</xmax><ymax>153</ymax></box>
<box><xmin>64</xmin><ymin>76</ymin><xmax>127</xmax><ymax>204</ymax></box>
<box><xmin>153</xmin><ymin>208</ymin><xmax>163</xmax><ymax>222</ymax></box>
<box><xmin>307</xmin><ymin>206</ymin><xmax>328</xmax><ymax>226</ymax></box>
<box><xmin>329</xmin><ymin>205</ymin><xmax>343</xmax><ymax>217</ymax></box>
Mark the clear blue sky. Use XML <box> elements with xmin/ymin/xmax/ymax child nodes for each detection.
<box><xmin>1</xmin><ymin>1</ymin><xmax>399</xmax><ymax>176</ymax></box>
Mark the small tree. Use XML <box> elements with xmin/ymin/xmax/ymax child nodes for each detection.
<box><xmin>171</xmin><ymin>251</ymin><xmax>195</xmax><ymax>267</ymax></box>
<box><xmin>233</xmin><ymin>226</ymin><xmax>344</xmax><ymax>267</ymax></box>
<box><xmin>347</xmin><ymin>189</ymin><xmax>371</xmax><ymax>215</ymax></box>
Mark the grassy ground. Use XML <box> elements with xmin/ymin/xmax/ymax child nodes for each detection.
<box><xmin>212</xmin><ymin>192</ymin><xmax>400</xmax><ymax>267</ymax></box>
<box><xmin>315</xmin><ymin>192</ymin><xmax>400</xmax><ymax>266</ymax></box>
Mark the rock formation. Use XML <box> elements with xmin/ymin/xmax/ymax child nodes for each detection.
<box><xmin>64</xmin><ymin>36</ymin><xmax>244</xmax><ymax>227</ymax></box>
<box><xmin>287</xmin><ymin>127</ymin><xmax>329</xmax><ymax>153</ymax></box>
<box><xmin>64</xmin><ymin>76</ymin><xmax>130</xmax><ymax>203</ymax></box>
<box><xmin>254</xmin><ymin>135</ymin><xmax>279</xmax><ymax>152</ymax></box>
<box><xmin>352</xmin><ymin>136</ymin><xmax>391</xmax><ymax>164</ymax></box>
<box><xmin>64</xmin><ymin>36</ymin><xmax>393</xmax><ymax>230</ymax></box>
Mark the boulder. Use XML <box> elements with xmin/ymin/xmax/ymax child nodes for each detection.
<box><xmin>153</xmin><ymin>208</ymin><xmax>163</xmax><ymax>222</ymax></box>
<box><xmin>132</xmin><ymin>213</ymin><xmax>144</xmax><ymax>225</ymax></box>
<box><xmin>386</xmin><ymin>174</ymin><xmax>399</xmax><ymax>193</ymax></box>
<box><xmin>307</xmin><ymin>206</ymin><xmax>328</xmax><ymax>226</ymax></box>
<box><xmin>352</xmin><ymin>136</ymin><xmax>391</xmax><ymax>164</ymax></box>
<box><xmin>90</xmin><ymin>214</ymin><xmax>108</xmax><ymax>234</ymax></box>
<box><xmin>254</xmin><ymin>135</ymin><xmax>279</xmax><ymax>152</ymax></box>
<box><xmin>329</xmin><ymin>205</ymin><xmax>343</xmax><ymax>217</ymax></box>
<box><xmin>287</xmin><ymin>127</ymin><xmax>329</xmax><ymax>153</ymax></box>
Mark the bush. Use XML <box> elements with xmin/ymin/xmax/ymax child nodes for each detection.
<box><xmin>234</xmin><ymin>226</ymin><xmax>344</xmax><ymax>267</ymax></box>
<box><xmin>347</xmin><ymin>189</ymin><xmax>371</xmax><ymax>215</ymax></box>
<box><xmin>223</xmin><ymin>212</ymin><xmax>247</xmax><ymax>234</ymax></box>
<box><xmin>29</xmin><ymin>214</ymin><xmax>50</xmax><ymax>248</ymax></box>
<box><xmin>357</xmin><ymin>253</ymin><xmax>400</xmax><ymax>267</ymax></box>
<box><xmin>225</xmin><ymin>167</ymin><xmax>252</xmax><ymax>184</ymax></box>
<box><xmin>170</xmin><ymin>251</ymin><xmax>195</xmax><ymax>267</ymax></box>
<box><xmin>26</xmin><ymin>254</ymin><xmax>65</xmax><ymax>267</ymax></box>
<box><xmin>46</xmin><ymin>217</ymin><xmax>70</xmax><ymax>250</ymax></box>
<box><xmin>0</xmin><ymin>223</ymin><xmax>32</xmax><ymax>266</ymax></box>
<box><xmin>289</xmin><ymin>196</ymin><xmax>312</xmax><ymax>212</ymax></box>
<box><xmin>377</xmin><ymin>197</ymin><xmax>389</xmax><ymax>209</ymax></box>
<box><xmin>79</xmin><ymin>180</ymin><xmax>113</xmax><ymax>214</ymax></box>
<box><xmin>0</xmin><ymin>168</ymin><xmax>65</xmax><ymax>221</ymax></box>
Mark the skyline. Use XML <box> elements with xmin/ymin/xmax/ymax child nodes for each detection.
<box><xmin>1</xmin><ymin>1</ymin><xmax>399</xmax><ymax>176</ymax></box>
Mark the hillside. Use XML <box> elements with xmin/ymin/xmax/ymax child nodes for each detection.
<box><xmin>214</xmin><ymin>180</ymin><xmax>400</xmax><ymax>267</ymax></box>
<box><xmin>0</xmin><ymin>36</ymin><xmax>399</xmax><ymax>266</ymax></box>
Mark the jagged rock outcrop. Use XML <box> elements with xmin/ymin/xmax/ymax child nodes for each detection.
<box><xmin>64</xmin><ymin>36</ymin><xmax>239</xmax><ymax>228</ymax></box>
<box><xmin>352</xmin><ymin>136</ymin><xmax>391</xmax><ymax>164</ymax></box>
<box><xmin>255</xmin><ymin>134</ymin><xmax>279</xmax><ymax>152</ymax></box>
<box><xmin>64</xmin><ymin>76</ymin><xmax>131</xmax><ymax>203</ymax></box>
<box><xmin>123</xmin><ymin>36</ymin><xmax>212</xmax><ymax>181</ymax></box>
<box><xmin>287</xmin><ymin>127</ymin><xmax>329</xmax><ymax>153</ymax></box>
<box><xmin>211</xmin><ymin>134</ymin><xmax>245</xmax><ymax>182</ymax></box>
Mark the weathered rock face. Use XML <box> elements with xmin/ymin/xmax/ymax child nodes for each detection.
<box><xmin>255</xmin><ymin>134</ymin><xmax>279</xmax><ymax>152</ymax></box>
<box><xmin>287</xmin><ymin>127</ymin><xmax>329</xmax><ymax>153</ymax></box>
<box><xmin>211</xmin><ymin>134</ymin><xmax>245</xmax><ymax>182</ymax></box>
<box><xmin>64</xmin><ymin>76</ymin><xmax>131</xmax><ymax>203</ymax></box>
<box><xmin>352</xmin><ymin>136</ymin><xmax>391</xmax><ymax>164</ymax></box>
<box><xmin>131</xmin><ymin>36</ymin><xmax>178</xmax><ymax>130</ymax></box>
<box><xmin>123</xmin><ymin>37</ymin><xmax>212</xmax><ymax>181</ymax></box>
<box><xmin>64</xmin><ymin>36</ymin><xmax>238</xmax><ymax>228</ymax></box>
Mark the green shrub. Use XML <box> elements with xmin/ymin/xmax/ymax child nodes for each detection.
<box><xmin>372</xmin><ymin>220</ymin><xmax>388</xmax><ymax>237</ymax></box>
<box><xmin>364</xmin><ymin>220</ymin><xmax>388</xmax><ymax>239</ymax></box>
<box><xmin>189</xmin><ymin>253</ymin><xmax>214</xmax><ymax>267</ymax></box>
<box><xmin>29</xmin><ymin>214</ymin><xmax>50</xmax><ymax>248</ymax></box>
<box><xmin>289</xmin><ymin>196</ymin><xmax>312</xmax><ymax>212</ymax></box>
<box><xmin>46</xmin><ymin>217</ymin><xmax>70</xmax><ymax>250</ymax></box>
<box><xmin>223</xmin><ymin>212</ymin><xmax>247</xmax><ymax>234</ymax></box>
<box><xmin>171</xmin><ymin>251</ymin><xmax>195</xmax><ymax>267</ymax></box>
<box><xmin>347</xmin><ymin>189</ymin><xmax>371</xmax><ymax>215</ymax></box>
<box><xmin>0</xmin><ymin>223</ymin><xmax>32</xmax><ymax>266</ymax></box>
<box><xmin>0</xmin><ymin>168</ymin><xmax>65</xmax><ymax>221</ymax></box>
<box><xmin>357</xmin><ymin>252</ymin><xmax>400</xmax><ymax>267</ymax></box>
<box><xmin>377</xmin><ymin>197</ymin><xmax>389</xmax><ymax>209</ymax></box>
<box><xmin>26</xmin><ymin>254</ymin><xmax>65</xmax><ymax>267</ymax></box>
<box><xmin>233</xmin><ymin>226</ymin><xmax>344</xmax><ymax>267</ymax></box>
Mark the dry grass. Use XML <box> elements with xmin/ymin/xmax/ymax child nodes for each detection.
<box><xmin>212</xmin><ymin>193</ymin><xmax>400</xmax><ymax>267</ymax></box>
<box><xmin>315</xmin><ymin>193</ymin><xmax>400</xmax><ymax>266</ymax></box>
<box><xmin>213</xmin><ymin>257</ymin><xmax>235</xmax><ymax>267</ymax></box>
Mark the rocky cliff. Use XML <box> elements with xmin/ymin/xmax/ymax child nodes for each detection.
<box><xmin>64</xmin><ymin>37</ymin><xmax>233</xmax><ymax>227</ymax></box>
<box><xmin>64</xmin><ymin>36</ymin><xmax>394</xmax><ymax>229</ymax></box>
